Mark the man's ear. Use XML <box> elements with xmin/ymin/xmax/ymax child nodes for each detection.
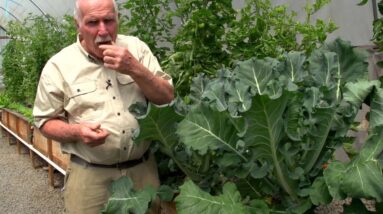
<box><xmin>74</xmin><ymin>17</ymin><xmax>80</xmax><ymax>30</ymax></box>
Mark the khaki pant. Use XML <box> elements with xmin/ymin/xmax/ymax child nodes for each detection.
<box><xmin>64</xmin><ymin>153</ymin><xmax>160</xmax><ymax>214</ymax></box>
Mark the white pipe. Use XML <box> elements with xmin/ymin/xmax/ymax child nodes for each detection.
<box><xmin>0</xmin><ymin>122</ymin><xmax>66</xmax><ymax>175</ymax></box>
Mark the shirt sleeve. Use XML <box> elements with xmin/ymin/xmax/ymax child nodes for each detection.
<box><xmin>33</xmin><ymin>61</ymin><xmax>66</xmax><ymax>128</ymax></box>
<box><xmin>137</xmin><ymin>38</ymin><xmax>173</xmax><ymax>85</ymax></box>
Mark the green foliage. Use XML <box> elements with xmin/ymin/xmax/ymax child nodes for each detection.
<box><xmin>1</xmin><ymin>15</ymin><xmax>76</xmax><ymax>107</ymax></box>
<box><xmin>175</xmin><ymin>180</ymin><xmax>251</xmax><ymax>214</ymax></box>
<box><xmin>360</xmin><ymin>0</ymin><xmax>383</xmax><ymax>68</ymax></box>
<box><xmin>128</xmin><ymin>39</ymin><xmax>380</xmax><ymax>213</ymax></box>
<box><xmin>121</xmin><ymin>0</ymin><xmax>337</xmax><ymax>96</ymax></box>
<box><xmin>0</xmin><ymin>92</ymin><xmax>33</xmax><ymax>122</ymax></box>
<box><xmin>120</xmin><ymin>0</ymin><xmax>173</xmax><ymax>59</ymax></box>
<box><xmin>101</xmin><ymin>177</ymin><xmax>156</xmax><ymax>214</ymax></box>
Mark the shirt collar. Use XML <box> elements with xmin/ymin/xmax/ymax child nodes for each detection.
<box><xmin>76</xmin><ymin>35</ymin><xmax>102</xmax><ymax>64</ymax></box>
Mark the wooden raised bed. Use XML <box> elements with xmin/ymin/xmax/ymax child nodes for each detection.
<box><xmin>0</xmin><ymin>109</ymin><xmax>33</xmax><ymax>153</ymax></box>
<box><xmin>32</xmin><ymin>127</ymin><xmax>70</xmax><ymax>171</ymax></box>
<box><xmin>0</xmin><ymin>108</ymin><xmax>69</xmax><ymax>187</ymax></box>
<box><xmin>32</xmin><ymin>127</ymin><xmax>70</xmax><ymax>186</ymax></box>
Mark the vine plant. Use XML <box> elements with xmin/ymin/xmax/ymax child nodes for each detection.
<box><xmin>120</xmin><ymin>0</ymin><xmax>337</xmax><ymax>96</ymax></box>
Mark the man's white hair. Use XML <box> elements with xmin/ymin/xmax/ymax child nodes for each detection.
<box><xmin>74</xmin><ymin>0</ymin><xmax>119</xmax><ymax>21</ymax></box>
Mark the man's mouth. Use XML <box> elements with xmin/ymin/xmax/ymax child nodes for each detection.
<box><xmin>95</xmin><ymin>35</ymin><xmax>113</xmax><ymax>46</ymax></box>
<box><xmin>97</xmin><ymin>41</ymin><xmax>112</xmax><ymax>46</ymax></box>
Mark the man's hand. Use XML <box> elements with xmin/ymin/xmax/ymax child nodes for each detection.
<box><xmin>99</xmin><ymin>42</ymin><xmax>137</xmax><ymax>74</ymax></box>
<box><xmin>78</xmin><ymin>122</ymin><xmax>109</xmax><ymax>147</ymax></box>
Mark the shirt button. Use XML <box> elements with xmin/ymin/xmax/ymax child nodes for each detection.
<box><xmin>113</xmin><ymin>96</ymin><xmax>116</xmax><ymax>100</ymax></box>
<box><xmin>117</xmin><ymin>112</ymin><xmax>120</xmax><ymax>116</ymax></box>
<box><xmin>122</xmin><ymin>130</ymin><xmax>125</xmax><ymax>134</ymax></box>
<box><xmin>77</xmin><ymin>89</ymin><xmax>80</xmax><ymax>92</ymax></box>
<box><xmin>123</xmin><ymin>147</ymin><xmax>127</xmax><ymax>151</ymax></box>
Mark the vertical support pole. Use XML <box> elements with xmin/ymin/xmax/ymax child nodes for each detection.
<box><xmin>47</xmin><ymin>139</ymin><xmax>54</xmax><ymax>187</ymax></box>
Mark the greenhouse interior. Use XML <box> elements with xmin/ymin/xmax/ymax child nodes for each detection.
<box><xmin>0</xmin><ymin>0</ymin><xmax>383</xmax><ymax>214</ymax></box>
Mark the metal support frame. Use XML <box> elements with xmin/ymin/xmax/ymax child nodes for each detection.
<box><xmin>0</xmin><ymin>6</ymin><xmax>20</xmax><ymax>22</ymax></box>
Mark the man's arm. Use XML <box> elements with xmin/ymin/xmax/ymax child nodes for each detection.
<box><xmin>40</xmin><ymin>119</ymin><xmax>109</xmax><ymax>147</ymax></box>
<box><xmin>99</xmin><ymin>43</ymin><xmax>174</xmax><ymax>105</ymax></box>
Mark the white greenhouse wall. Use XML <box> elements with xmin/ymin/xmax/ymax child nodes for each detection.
<box><xmin>234</xmin><ymin>0</ymin><xmax>376</xmax><ymax>46</ymax></box>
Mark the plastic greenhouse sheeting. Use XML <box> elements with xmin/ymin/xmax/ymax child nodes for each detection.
<box><xmin>0</xmin><ymin>0</ymin><xmax>76</xmax><ymax>29</ymax></box>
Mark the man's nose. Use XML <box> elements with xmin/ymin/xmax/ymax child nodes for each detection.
<box><xmin>98</xmin><ymin>22</ymin><xmax>108</xmax><ymax>36</ymax></box>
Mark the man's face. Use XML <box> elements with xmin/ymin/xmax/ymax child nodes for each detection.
<box><xmin>76</xmin><ymin>0</ymin><xmax>118</xmax><ymax>59</ymax></box>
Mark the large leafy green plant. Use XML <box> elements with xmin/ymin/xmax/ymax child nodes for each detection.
<box><xmin>121</xmin><ymin>0</ymin><xmax>337</xmax><ymax>96</ymax></box>
<box><xmin>1</xmin><ymin>15</ymin><xmax>76</xmax><ymax>106</ymax></box>
<box><xmin>114</xmin><ymin>38</ymin><xmax>383</xmax><ymax>213</ymax></box>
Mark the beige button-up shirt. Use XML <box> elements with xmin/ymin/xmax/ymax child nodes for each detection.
<box><xmin>33</xmin><ymin>35</ymin><xmax>172</xmax><ymax>164</ymax></box>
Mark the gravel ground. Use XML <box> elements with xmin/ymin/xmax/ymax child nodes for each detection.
<box><xmin>0</xmin><ymin>137</ymin><xmax>65</xmax><ymax>214</ymax></box>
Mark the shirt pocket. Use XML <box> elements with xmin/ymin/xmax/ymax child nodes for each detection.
<box><xmin>116</xmin><ymin>74</ymin><xmax>146</xmax><ymax>109</ymax></box>
<box><xmin>116</xmin><ymin>73</ymin><xmax>134</xmax><ymax>85</ymax></box>
<box><xmin>66</xmin><ymin>81</ymin><xmax>105</xmax><ymax>121</ymax></box>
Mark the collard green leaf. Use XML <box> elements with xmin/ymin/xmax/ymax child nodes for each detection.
<box><xmin>325</xmin><ymin>126</ymin><xmax>383</xmax><ymax>202</ymax></box>
<box><xmin>324</xmin><ymin>38</ymin><xmax>369</xmax><ymax>83</ymax></box>
<box><xmin>369</xmin><ymin>86</ymin><xmax>383</xmax><ymax>128</ymax></box>
<box><xmin>132</xmin><ymin>103</ymin><xmax>183</xmax><ymax>154</ymax></box>
<box><xmin>175</xmin><ymin>180</ymin><xmax>247</xmax><ymax>214</ymax></box>
<box><xmin>201</xmin><ymin>69</ymin><xmax>232</xmax><ymax>112</ymax></box>
<box><xmin>308</xmin><ymin>50</ymin><xmax>338</xmax><ymax>88</ymax></box>
<box><xmin>177</xmin><ymin>103</ymin><xmax>247</xmax><ymax>161</ymax></box>
<box><xmin>285</xmin><ymin>94</ymin><xmax>305</xmax><ymax>141</ymax></box>
<box><xmin>343</xmin><ymin>80</ymin><xmax>380</xmax><ymax>107</ymax></box>
<box><xmin>233</xmin><ymin>57</ymin><xmax>280</xmax><ymax>96</ymax></box>
<box><xmin>247</xmin><ymin>199</ymin><xmax>270</xmax><ymax>214</ymax></box>
<box><xmin>226</xmin><ymin>80</ymin><xmax>253</xmax><ymax>117</ymax></box>
<box><xmin>189</xmin><ymin>73</ymin><xmax>210</xmax><ymax>106</ymax></box>
<box><xmin>101</xmin><ymin>177</ymin><xmax>156</xmax><ymax>214</ymax></box>
<box><xmin>278</xmin><ymin>51</ymin><xmax>306</xmax><ymax>83</ymax></box>
<box><xmin>323</xmin><ymin>161</ymin><xmax>347</xmax><ymax>200</ymax></box>
<box><xmin>309</xmin><ymin>177</ymin><xmax>332</xmax><ymax>205</ymax></box>
<box><xmin>301</xmin><ymin>107</ymin><xmax>336</xmax><ymax>173</ymax></box>
<box><xmin>242</xmin><ymin>93</ymin><xmax>299</xmax><ymax>198</ymax></box>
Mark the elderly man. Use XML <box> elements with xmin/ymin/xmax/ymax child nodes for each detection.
<box><xmin>33</xmin><ymin>0</ymin><xmax>174</xmax><ymax>213</ymax></box>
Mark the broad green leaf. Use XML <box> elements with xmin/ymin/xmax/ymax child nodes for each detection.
<box><xmin>233</xmin><ymin>57</ymin><xmax>279</xmax><ymax>96</ymax></box>
<box><xmin>226</xmin><ymin>80</ymin><xmax>253</xmax><ymax>117</ymax></box>
<box><xmin>325</xmin><ymin>126</ymin><xmax>383</xmax><ymax>202</ymax></box>
<box><xmin>323</xmin><ymin>161</ymin><xmax>347</xmax><ymax>200</ymax></box>
<box><xmin>343</xmin><ymin>80</ymin><xmax>379</xmax><ymax>107</ymax></box>
<box><xmin>242</xmin><ymin>93</ymin><xmax>298</xmax><ymax>198</ymax></box>
<box><xmin>308</xmin><ymin>49</ymin><xmax>338</xmax><ymax>87</ymax></box>
<box><xmin>177</xmin><ymin>103</ymin><xmax>247</xmax><ymax>161</ymax></box>
<box><xmin>175</xmin><ymin>180</ymin><xmax>247</xmax><ymax>214</ymax></box>
<box><xmin>247</xmin><ymin>199</ymin><xmax>270</xmax><ymax>214</ymax></box>
<box><xmin>278</xmin><ymin>51</ymin><xmax>306</xmax><ymax>83</ymax></box>
<box><xmin>157</xmin><ymin>185</ymin><xmax>175</xmax><ymax>202</ymax></box>
<box><xmin>301</xmin><ymin>107</ymin><xmax>336</xmax><ymax>173</ymax></box>
<box><xmin>189</xmin><ymin>74</ymin><xmax>210</xmax><ymax>106</ymax></box>
<box><xmin>201</xmin><ymin>69</ymin><xmax>232</xmax><ymax>112</ymax></box>
<box><xmin>369</xmin><ymin>86</ymin><xmax>383</xmax><ymax>128</ymax></box>
<box><xmin>101</xmin><ymin>177</ymin><xmax>156</xmax><ymax>214</ymax></box>
<box><xmin>133</xmin><ymin>103</ymin><xmax>183</xmax><ymax>154</ymax></box>
<box><xmin>325</xmin><ymin>38</ymin><xmax>369</xmax><ymax>82</ymax></box>
<box><xmin>285</xmin><ymin>94</ymin><xmax>305</xmax><ymax>141</ymax></box>
<box><xmin>309</xmin><ymin>177</ymin><xmax>332</xmax><ymax>205</ymax></box>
